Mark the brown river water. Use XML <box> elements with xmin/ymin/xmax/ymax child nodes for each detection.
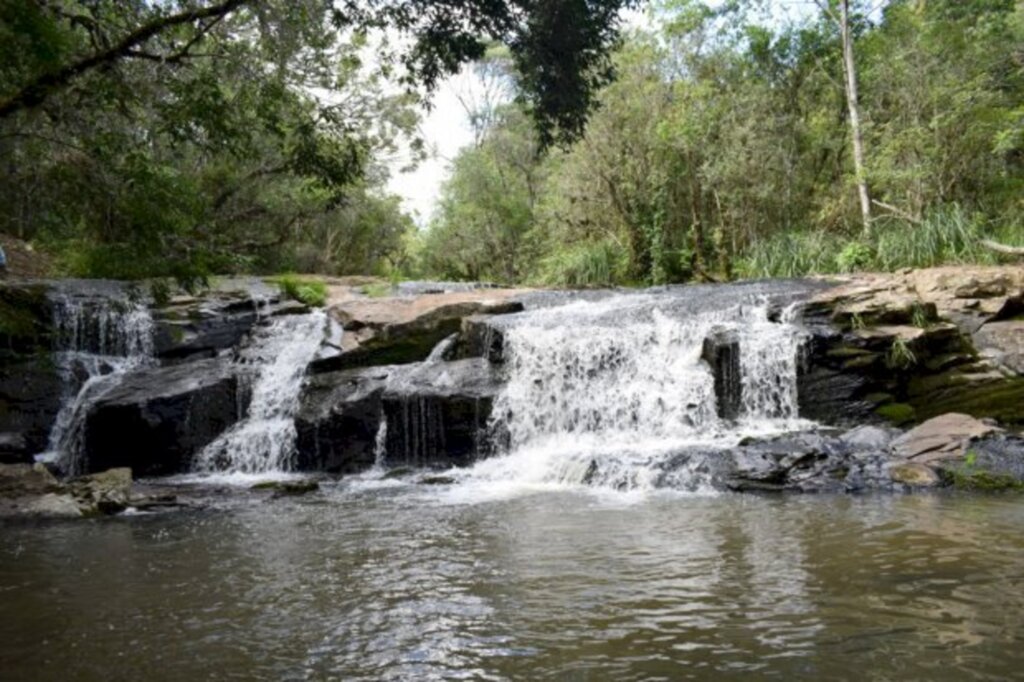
<box><xmin>2</xmin><ymin>481</ymin><xmax>1024</xmax><ymax>681</ymax></box>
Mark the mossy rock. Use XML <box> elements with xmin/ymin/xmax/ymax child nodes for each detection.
<box><xmin>876</xmin><ymin>402</ymin><xmax>917</xmax><ymax>426</ymax></box>
<box><xmin>943</xmin><ymin>469</ymin><xmax>1024</xmax><ymax>492</ymax></box>
<box><xmin>907</xmin><ymin>376</ymin><xmax>1024</xmax><ymax>426</ymax></box>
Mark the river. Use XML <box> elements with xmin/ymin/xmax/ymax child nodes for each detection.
<box><xmin>2</xmin><ymin>482</ymin><xmax>1023</xmax><ymax>680</ymax></box>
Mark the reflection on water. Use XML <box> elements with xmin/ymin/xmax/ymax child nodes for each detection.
<box><xmin>2</xmin><ymin>488</ymin><xmax>1024</xmax><ymax>681</ymax></box>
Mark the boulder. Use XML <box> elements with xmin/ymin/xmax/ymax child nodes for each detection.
<box><xmin>973</xmin><ymin>320</ymin><xmax>1024</xmax><ymax>375</ymax></box>
<box><xmin>82</xmin><ymin>359</ymin><xmax>248</xmax><ymax>476</ymax></box>
<box><xmin>0</xmin><ymin>359</ymin><xmax>63</xmax><ymax>462</ymax></box>
<box><xmin>294</xmin><ymin>366</ymin><xmax>393</xmax><ymax>473</ymax></box>
<box><xmin>937</xmin><ymin>433</ymin><xmax>1024</xmax><ymax>490</ymax></box>
<box><xmin>890</xmin><ymin>412</ymin><xmax>1001</xmax><ymax>464</ymax></box>
<box><xmin>68</xmin><ymin>467</ymin><xmax>132</xmax><ymax>515</ymax></box>
<box><xmin>887</xmin><ymin>461</ymin><xmax>941</xmax><ymax>488</ymax></box>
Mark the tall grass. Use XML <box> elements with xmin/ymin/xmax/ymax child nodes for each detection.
<box><xmin>738</xmin><ymin>206</ymin><xmax>1018</xmax><ymax>278</ymax></box>
<box><xmin>533</xmin><ymin>240</ymin><xmax>628</xmax><ymax>287</ymax></box>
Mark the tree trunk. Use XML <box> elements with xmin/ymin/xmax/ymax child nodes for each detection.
<box><xmin>839</xmin><ymin>0</ymin><xmax>872</xmax><ymax>235</ymax></box>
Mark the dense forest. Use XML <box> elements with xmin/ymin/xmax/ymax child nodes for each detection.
<box><xmin>1</xmin><ymin>0</ymin><xmax>1022</xmax><ymax>287</ymax></box>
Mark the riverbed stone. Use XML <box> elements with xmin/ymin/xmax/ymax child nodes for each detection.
<box><xmin>890</xmin><ymin>412</ymin><xmax>1001</xmax><ymax>464</ymax></box>
<box><xmin>887</xmin><ymin>461</ymin><xmax>941</xmax><ymax>488</ymax></box>
<box><xmin>68</xmin><ymin>467</ymin><xmax>132</xmax><ymax>515</ymax></box>
<box><xmin>82</xmin><ymin>359</ymin><xmax>248</xmax><ymax>476</ymax></box>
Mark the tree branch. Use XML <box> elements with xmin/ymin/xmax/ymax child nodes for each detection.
<box><xmin>0</xmin><ymin>0</ymin><xmax>249</xmax><ymax>120</ymax></box>
<box><xmin>980</xmin><ymin>239</ymin><xmax>1024</xmax><ymax>256</ymax></box>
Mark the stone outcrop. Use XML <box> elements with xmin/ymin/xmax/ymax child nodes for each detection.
<box><xmin>310</xmin><ymin>289</ymin><xmax>525</xmax><ymax>372</ymax></box>
<box><xmin>798</xmin><ymin>266</ymin><xmax>1024</xmax><ymax>426</ymax></box>
<box><xmin>82</xmin><ymin>359</ymin><xmax>248</xmax><ymax>476</ymax></box>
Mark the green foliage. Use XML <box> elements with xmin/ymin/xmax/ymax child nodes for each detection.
<box><xmin>836</xmin><ymin>242</ymin><xmax>873</xmax><ymax>273</ymax></box>
<box><xmin>270</xmin><ymin>275</ymin><xmax>327</xmax><ymax>308</ymax></box>
<box><xmin>420</xmin><ymin>1</ymin><xmax>1024</xmax><ymax>285</ymax></box>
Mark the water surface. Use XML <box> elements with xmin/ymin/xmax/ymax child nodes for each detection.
<box><xmin>2</xmin><ymin>484</ymin><xmax>1023</xmax><ymax>681</ymax></box>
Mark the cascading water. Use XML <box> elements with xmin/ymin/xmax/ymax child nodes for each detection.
<box><xmin>39</xmin><ymin>290</ymin><xmax>155</xmax><ymax>475</ymax></box>
<box><xmin>194</xmin><ymin>310</ymin><xmax>326</xmax><ymax>474</ymax></box>
<box><xmin>466</xmin><ymin>288</ymin><xmax>812</xmax><ymax>492</ymax></box>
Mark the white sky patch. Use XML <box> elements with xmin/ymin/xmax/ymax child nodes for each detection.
<box><xmin>386</xmin><ymin>69</ymin><xmax>478</xmax><ymax>226</ymax></box>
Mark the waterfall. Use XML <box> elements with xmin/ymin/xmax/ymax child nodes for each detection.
<box><xmin>468</xmin><ymin>292</ymin><xmax>810</xmax><ymax>491</ymax></box>
<box><xmin>39</xmin><ymin>291</ymin><xmax>155</xmax><ymax>475</ymax></box>
<box><xmin>194</xmin><ymin>310</ymin><xmax>326</xmax><ymax>474</ymax></box>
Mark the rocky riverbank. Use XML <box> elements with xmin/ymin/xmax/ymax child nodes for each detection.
<box><xmin>0</xmin><ymin>267</ymin><xmax>1021</xmax><ymax>517</ymax></box>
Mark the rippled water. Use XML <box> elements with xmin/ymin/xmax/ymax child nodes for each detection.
<box><xmin>2</xmin><ymin>486</ymin><xmax>1024</xmax><ymax>681</ymax></box>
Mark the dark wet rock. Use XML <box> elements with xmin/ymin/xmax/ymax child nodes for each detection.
<box><xmin>382</xmin><ymin>359</ymin><xmax>501</xmax><ymax>468</ymax></box>
<box><xmin>418</xmin><ymin>475</ymin><xmax>457</xmax><ymax>485</ymax></box>
<box><xmin>252</xmin><ymin>479</ymin><xmax>320</xmax><ymax>496</ymax></box>
<box><xmin>82</xmin><ymin>359</ymin><xmax>248</xmax><ymax>476</ymax></box>
<box><xmin>455</xmin><ymin>315</ymin><xmax>506</xmax><ymax>362</ymax></box>
<box><xmin>932</xmin><ymin>433</ymin><xmax>1024</xmax><ymax>491</ymax></box>
<box><xmin>381</xmin><ymin>466</ymin><xmax>415</xmax><ymax>479</ymax></box>
<box><xmin>294</xmin><ymin>366</ymin><xmax>393</xmax><ymax>473</ymax></box>
<box><xmin>702</xmin><ymin>327</ymin><xmax>741</xmax><ymax>421</ymax></box>
<box><xmin>68</xmin><ymin>467</ymin><xmax>132</xmax><ymax>515</ymax></box>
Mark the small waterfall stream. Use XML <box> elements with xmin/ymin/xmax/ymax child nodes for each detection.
<box><xmin>195</xmin><ymin>311</ymin><xmax>326</xmax><ymax>474</ymax></box>
<box><xmin>466</xmin><ymin>291</ymin><xmax>810</xmax><ymax>491</ymax></box>
<box><xmin>39</xmin><ymin>290</ymin><xmax>155</xmax><ymax>475</ymax></box>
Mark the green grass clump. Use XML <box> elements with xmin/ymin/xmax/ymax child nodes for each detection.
<box><xmin>269</xmin><ymin>274</ymin><xmax>327</xmax><ymax>307</ymax></box>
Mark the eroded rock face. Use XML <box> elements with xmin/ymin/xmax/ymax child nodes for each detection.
<box><xmin>82</xmin><ymin>359</ymin><xmax>248</xmax><ymax>476</ymax></box>
<box><xmin>702</xmin><ymin>327</ymin><xmax>742</xmax><ymax>421</ymax></box>
<box><xmin>799</xmin><ymin>267</ymin><xmax>1024</xmax><ymax>427</ymax></box>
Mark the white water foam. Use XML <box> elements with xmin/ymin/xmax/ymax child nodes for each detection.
<box><xmin>459</xmin><ymin>294</ymin><xmax>811</xmax><ymax>496</ymax></box>
<box><xmin>38</xmin><ymin>293</ymin><xmax>154</xmax><ymax>474</ymax></box>
<box><xmin>194</xmin><ymin>310</ymin><xmax>326</xmax><ymax>474</ymax></box>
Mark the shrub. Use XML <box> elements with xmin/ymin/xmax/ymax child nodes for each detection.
<box><xmin>835</xmin><ymin>241</ymin><xmax>873</xmax><ymax>272</ymax></box>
